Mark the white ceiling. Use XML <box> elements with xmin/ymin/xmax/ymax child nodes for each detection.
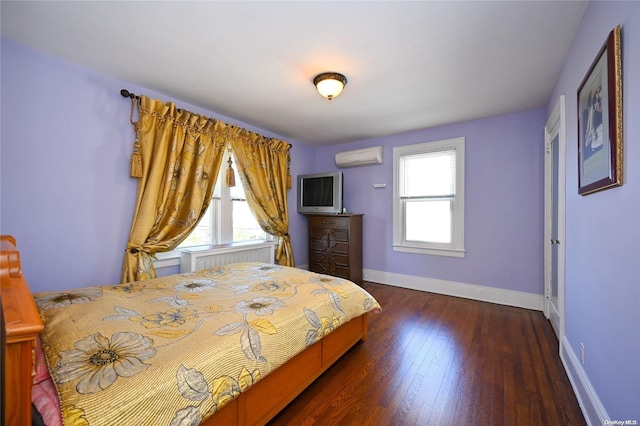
<box><xmin>1</xmin><ymin>1</ymin><xmax>587</xmax><ymax>146</ymax></box>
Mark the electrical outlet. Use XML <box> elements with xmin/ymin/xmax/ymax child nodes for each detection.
<box><xmin>580</xmin><ymin>343</ymin><xmax>585</xmax><ymax>365</ymax></box>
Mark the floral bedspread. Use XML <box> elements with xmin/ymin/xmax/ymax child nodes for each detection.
<box><xmin>34</xmin><ymin>263</ymin><xmax>380</xmax><ymax>425</ymax></box>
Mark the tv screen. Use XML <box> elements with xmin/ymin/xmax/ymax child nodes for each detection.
<box><xmin>297</xmin><ymin>172</ymin><xmax>343</xmax><ymax>214</ymax></box>
<box><xmin>302</xmin><ymin>176</ymin><xmax>334</xmax><ymax>206</ymax></box>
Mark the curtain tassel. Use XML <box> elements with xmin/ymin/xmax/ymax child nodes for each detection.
<box><xmin>130</xmin><ymin>140</ymin><xmax>143</xmax><ymax>178</ymax></box>
<box><xmin>225</xmin><ymin>155</ymin><xmax>236</xmax><ymax>187</ymax></box>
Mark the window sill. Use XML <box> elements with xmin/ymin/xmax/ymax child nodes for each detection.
<box><xmin>154</xmin><ymin>250</ymin><xmax>181</xmax><ymax>268</ymax></box>
<box><xmin>392</xmin><ymin>244</ymin><xmax>465</xmax><ymax>258</ymax></box>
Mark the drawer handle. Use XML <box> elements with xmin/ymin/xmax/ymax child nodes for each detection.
<box><xmin>322</xmin><ymin>221</ymin><xmax>335</xmax><ymax>225</ymax></box>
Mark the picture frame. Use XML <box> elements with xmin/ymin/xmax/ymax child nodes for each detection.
<box><xmin>577</xmin><ymin>25</ymin><xmax>623</xmax><ymax>195</ymax></box>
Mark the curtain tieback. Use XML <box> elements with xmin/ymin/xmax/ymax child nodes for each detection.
<box><xmin>129</xmin><ymin>96</ymin><xmax>143</xmax><ymax>178</ymax></box>
<box><xmin>126</xmin><ymin>244</ymin><xmax>152</xmax><ymax>255</ymax></box>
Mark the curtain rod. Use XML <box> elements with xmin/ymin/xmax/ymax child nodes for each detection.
<box><xmin>119</xmin><ymin>89</ymin><xmax>291</xmax><ymax>149</ymax></box>
<box><xmin>120</xmin><ymin>89</ymin><xmax>138</xmax><ymax>99</ymax></box>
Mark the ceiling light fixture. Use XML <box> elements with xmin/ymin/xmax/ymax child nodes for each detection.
<box><xmin>313</xmin><ymin>72</ymin><xmax>347</xmax><ymax>100</ymax></box>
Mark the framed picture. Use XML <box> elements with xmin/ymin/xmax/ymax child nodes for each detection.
<box><xmin>577</xmin><ymin>25</ymin><xmax>623</xmax><ymax>195</ymax></box>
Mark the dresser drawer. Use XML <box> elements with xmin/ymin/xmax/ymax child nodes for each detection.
<box><xmin>309</xmin><ymin>227</ymin><xmax>349</xmax><ymax>242</ymax></box>
<box><xmin>309</xmin><ymin>216</ymin><xmax>350</xmax><ymax>229</ymax></box>
<box><xmin>309</xmin><ymin>251</ymin><xmax>349</xmax><ymax>265</ymax></box>
<box><xmin>309</xmin><ymin>258</ymin><xmax>351</xmax><ymax>280</ymax></box>
<box><xmin>309</xmin><ymin>237</ymin><xmax>349</xmax><ymax>254</ymax></box>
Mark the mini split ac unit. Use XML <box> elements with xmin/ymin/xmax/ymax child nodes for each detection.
<box><xmin>335</xmin><ymin>146</ymin><xmax>383</xmax><ymax>168</ymax></box>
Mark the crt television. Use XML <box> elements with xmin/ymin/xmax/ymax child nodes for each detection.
<box><xmin>297</xmin><ymin>172</ymin><xmax>343</xmax><ymax>214</ymax></box>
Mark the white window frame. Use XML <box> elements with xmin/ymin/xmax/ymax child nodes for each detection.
<box><xmin>212</xmin><ymin>167</ymin><xmax>271</xmax><ymax>245</ymax></box>
<box><xmin>155</xmin><ymin>148</ymin><xmax>271</xmax><ymax>268</ymax></box>
<box><xmin>392</xmin><ymin>137</ymin><xmax>465</xmax><ymax>257</ymax></box>
<box><xmin>183</xmin><ymin>147</ymin><xmax>270</xmax><ymax>248</ymax></box>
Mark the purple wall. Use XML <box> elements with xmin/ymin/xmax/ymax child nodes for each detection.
<box><xmin>546</xmin><ymin>1</ymin><xmax>640</xmax><ymax>420</ymax></box>
<box><xmin>0</xmin><ymin>39</ymin><xmax>311</xmax><ymax>292</ymax></box>
<box><xmin>1</xmin><ymin>37</ymin><xmax>545</xmax><ymax>297</ymax></box>
<box><xmin>308</xmin><ymin>109</ymin><xmax>545</xmax><ymax>295</ymax></box>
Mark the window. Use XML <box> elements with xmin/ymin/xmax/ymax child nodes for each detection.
<box><xmin>393</xmin><ymin>137</ymin><xmax>465</xmax><ymax>257</ymax></box>
<box><xmin>179</xmin><ymin>149</ymin><xmax>266</xmax><ymax>248</ymax></box>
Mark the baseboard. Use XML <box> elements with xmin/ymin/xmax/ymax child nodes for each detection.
<box><xmin>560</xmin><ymin>336</ymin><xmax>609</xmax><ymax>426</ymax></box>
<box><xmin>363</xmin><ymin>268</ymin><xmax>544</xmax><ymax>311</ymax></box>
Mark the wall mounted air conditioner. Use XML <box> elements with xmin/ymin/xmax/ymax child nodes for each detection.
<box><xmin>335</xmin><ymin>146</ymin><xmax>383</xmax><ymax>168</ymax></box>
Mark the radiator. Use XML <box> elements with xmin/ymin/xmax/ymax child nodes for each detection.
<box><xmin>179</xmin><ymin>241</ymin><xmax>276</xmax><ymax>272</ymax></box>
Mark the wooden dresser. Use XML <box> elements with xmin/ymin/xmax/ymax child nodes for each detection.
<box><xmin>308</xmin><ymin>214</ymin><xmax>363</xmax><ymax>285</ymax></box>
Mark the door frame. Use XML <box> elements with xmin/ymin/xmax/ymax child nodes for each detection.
<box><xmin>544</xmin><ymin>95</ymin><xmax>566</xmax><ymax>342</ymax></box>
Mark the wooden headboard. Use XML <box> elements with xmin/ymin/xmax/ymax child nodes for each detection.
<box><xmin>1</xmin><ymin>235</ymin><xmax>44</xmax><ymax>426</ymax></box>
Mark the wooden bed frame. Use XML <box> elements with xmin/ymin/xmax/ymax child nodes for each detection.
<box><xmin>1</xmin><ymin>235</ymin><xmax>369</xmax><ymax>426</ymax></box>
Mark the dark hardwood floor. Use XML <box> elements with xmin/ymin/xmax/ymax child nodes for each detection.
<box><xmin>269</xmin><ymin>282</ymin><xmax>585</xmax><ymax>426</ymax></box>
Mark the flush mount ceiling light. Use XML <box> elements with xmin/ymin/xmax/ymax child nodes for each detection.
<box><xmin>313</xmin><ymin>72</ymin><xmax>347</xmax><ymax>100</ymax></box>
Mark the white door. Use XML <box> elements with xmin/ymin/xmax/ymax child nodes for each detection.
<box><xmin>544</xmin><ymin>96</ymin><xmax>566</xmax><ymax>339</ymax></box>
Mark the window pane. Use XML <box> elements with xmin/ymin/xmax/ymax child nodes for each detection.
<box><xmin>400</xmin><ymin>150</ymin><xmax>455</xmax><ymax>197</ymax></box>
<box><xmin>229</xmin><ymin>180</ymin><xmax>245</xmax><ymax>199</ymax></box>
<box><xmin>405</xmin><ymin>200</ymin><xmax>451</xmax><ymax>243</ymax></box>
<box><xmin>212</xmin><ymin>166</ymin><xmax>223</xmax><ymax>198</ymax></box>
<box><xmin>179</xmin><ymin>205</ymin><xmax>213</xmax><ymax>247</ymax></box>
<box><xmin>232</xmin><ymin>200</ymin><xmax>265</xmax><ymax>242</ymax></box>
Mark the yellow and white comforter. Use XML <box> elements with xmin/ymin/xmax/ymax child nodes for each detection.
<box><xmin>34</xmin><ymin>263</ymin><xmax>380</xmax><ymax>425</ymax></box>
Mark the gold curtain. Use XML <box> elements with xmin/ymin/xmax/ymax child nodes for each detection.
<box><xmin>229</xmin><ymin>130</ymin><xmax>294</xmax><ymax>266</ymax></box>
<box><xmin>121</xmin><ymin>95</ymin><xmax>227</xmax><ymax>282</ymax></box>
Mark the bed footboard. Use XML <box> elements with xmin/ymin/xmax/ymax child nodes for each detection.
<box><xmin>207</xmin><ymin>313</ymin><xmax>369</xmax><ymax>426</ymax></box>
<box><xmin>1</xmin><ymin>235</ymin><xmax>44</xmax><ymax>426</ymax></box>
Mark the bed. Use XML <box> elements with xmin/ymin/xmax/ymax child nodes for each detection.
<box><xmin>1</xmin><ymin>235</ymin><xmax>380</xmax><ymax>425</ymax></box>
